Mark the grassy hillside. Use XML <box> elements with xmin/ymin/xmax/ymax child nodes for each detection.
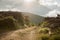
<box><xmin>22</xmin><ymin>12</ymin><xmax>44</xmax><ymax>25</ymax></box>
<box><xmin>0</xmin><ymin>11</ymin><xmax>24</xmax><ymax>26</ymax></box>
<box><xmin>37</xmin><ymin>15</ymin><xmax>60</xmax><ymax>40</ymax></box>
<box><xmin>0</xmin><ymin>16</ymin><xmax>21</xmax><ymax>33</ymax></box>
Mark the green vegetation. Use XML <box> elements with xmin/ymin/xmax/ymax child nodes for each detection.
<box><xmin>40</xmin><ymin>21</ymin><xmax>49</xmax><ymax>27</ymax></box>
<box><xmin>38</xmin><ymin>27</ymin><xmax>49</xmax><ymax>34</ymax></box>
<box><xmin>49</xmin><ymin>35</ymin><xmax>60</xmax><ymax>40</ymax></box>
<box><xmin>37</xmin><ymin>34</ymin><xmax>49</xmax><ymax>40</ymax></box>
<box><xmin>0</xmin><ymin>11</ymin><xmax>60</xmax><ymax>40</ymax></box>
<box><xmin>37</xmin><ymin>15</ymin><xmax>60</xmax><ymax>40</ymax></box>
<box><xmin>36</xmin><ymin>27</ymin><xmax>60</xmax><ymax>40</ymax></box>
<box><xmin>0</xmin><ymin>16</ymin><xmax>20</xmax><ymax>33</ymax></box>
<box><xmin>37</xmin><ymin>34</ymin><xmax>60</xmax><ymax>40</ymax></box>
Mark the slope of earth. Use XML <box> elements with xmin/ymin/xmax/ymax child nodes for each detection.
<box><xmin>0</xmin><ymin>11</ymin><xmax>44</xmax><ymax>25</ymax></box>
<box><xmin>0</xmin><ymin>27</ymin><xmax>38</xmax><ymax>40</ymax></box>
<box><xmin>22</xmin><ymin>12</ymin><xmax>44</xmax><ymax>24</ymax></box>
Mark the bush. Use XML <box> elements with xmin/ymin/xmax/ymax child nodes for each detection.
<box><xmin>41</xmin><ymin>36</ymin><xmax>49</xmax><ymax>40</ymax></box>
<box><xmin>40</xmin><ymin>21</ymin><xmax>49</xmax><ymax>27</ymax></box>
<box><xmin>39</xmin><ymin>27</ymin><xmax>49</xmax><ymax>34</ymax></box>
<box><xmin>37</xmin><ymin>34</ymin><xmax>49</xmax><ymax>40</ymax></box>
<box><xmin>0</xmin><ymin>16</ymin><xmax>20</xmax><ymax>33</ymax></box>
<box><xmin>49</xmin><ymin>35</ymin><xmax>60</xmax><ymax>40</ymax></box>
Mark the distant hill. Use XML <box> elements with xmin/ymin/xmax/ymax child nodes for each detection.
<box><xmin>22</xmin><ymin>12</ymin><xmax>44</xmax><ymax>25</ymax></box>
<box><xmin>0</xmin><ymin>11</ymin><xmax>24</xmax><ymax>26</ymax></box>
<box><xmin>0</xmin><ymin>11</ymin><xmax>44</xmax><ymax>25</ymax></box>
<box><xmin>41</xmin><ymin>14</ymin><xmax>60</xmax><ymax>33</ymax></box>
<box><xmin>0</xmin><ymin>11</ymin><xmax>44</xmax><ymax>34</ymax></box>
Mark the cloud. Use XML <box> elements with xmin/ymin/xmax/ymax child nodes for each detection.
<box><xmin>39</xmin><ymin>0</ymin><xmax>60</xmax><ymax>17</ymax></box>
<box><xmin>39</xmin><ymin>0</ymin><xmax>58</xmax><ymax>6</ymax></box>
<box><xmin>45</xmin><ymin>9</ymin><xmax>60</xmax><ymax>17</ymax></box>
<box><xmin>0</xmin><ymin>8</ymin><xmax>21</xmax><ymax>12</ymax></box>
<box><xmin>10</xmin><ymin>8</ymin><xmax>21</xmax><ymax>11</ymax></box>
<box><xmin>39</xmin><ymin>0</ymin><xmax>60</xmax><ymax>9</ymax></box>
<box><xmin>0</xmin><ymin>0</ymin><xmax>60</xmax><ymax>17</ymax></box>
<box><xmin>7</xmin><ymin>0</ymin><xmax>23</xmax><ymax>4</ymax></box>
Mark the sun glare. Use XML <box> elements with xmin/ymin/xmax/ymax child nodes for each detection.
<box><xmin>23</xmin><ymin>0</ymin><xmax>35</xmax><ymax>10</ymax></box>
<box><xmin>24</xmin><ymin>0</ymin><xmax>34</xmax><ymax>3</ymax></box>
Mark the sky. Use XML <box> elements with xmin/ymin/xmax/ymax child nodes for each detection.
<box><xmin>0</xmin><ymin>0</ymin><xmax>60</xmax><ymax>17</ymax></box>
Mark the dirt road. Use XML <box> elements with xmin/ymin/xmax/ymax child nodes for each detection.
<box><xmin>0</xmin><ymin>27</ymin><xmax>38</xmax><ymax>40</ymax></box>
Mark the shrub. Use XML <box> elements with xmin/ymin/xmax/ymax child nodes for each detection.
<box><xmin>0</xmin><ymin>16</ymin><xmax>20</xmax><ymax>33</ymax></box>
<box><xmin>49</xmin><ymin>35</ymin><xmax>60</xmax><ymax>40</ymax></box>
<box><xmin>37</xmin><ymin>34</ymin><xmax>49</xmax><ymax>40</ymax></box>
<box><xmin>41</xmin><ymin>36</ymin><xmax>49</xmax><ymax>40</ymax></box>
<box><xmin>39</xmin><ymin>27</ymin><xmax>49</xmax><ymax>34</ymax></box>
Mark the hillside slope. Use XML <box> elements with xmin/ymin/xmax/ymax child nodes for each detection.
<box><xmin>22</xmin><ymin>12</ymin><xmax>44</xmax><ymax>24</ymax></box>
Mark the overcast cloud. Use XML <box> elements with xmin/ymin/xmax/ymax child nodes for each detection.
<box><xmin>0</xmin><ymin>0</ymin><xmax>60</xmax><ymax>17</ymax></box>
